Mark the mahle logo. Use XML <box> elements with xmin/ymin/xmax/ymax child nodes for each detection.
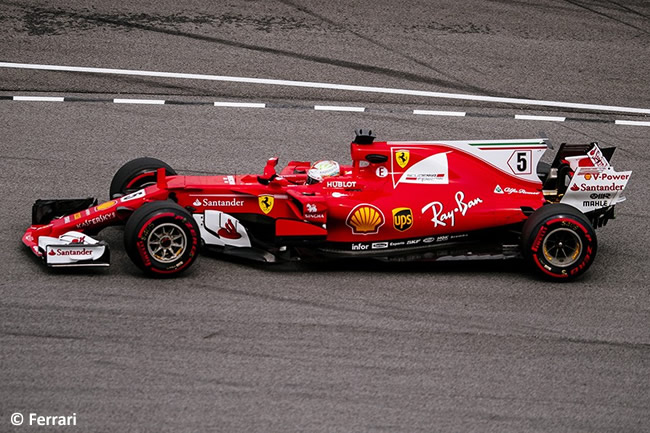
<box><xmin>395</xmin><ymin>150</ymin><xmax>410</xmax><ymax>169</ymax></box>
<box><xmin>392</xmin><ymin>208</ymin><xmax>413</xmax><ymax>232</ymax></box>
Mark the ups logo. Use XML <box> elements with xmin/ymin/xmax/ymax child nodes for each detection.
<box><xmin>392</xmin><ymin>208</ymin><xmax>413</xmax><ymax>231</ymax></box>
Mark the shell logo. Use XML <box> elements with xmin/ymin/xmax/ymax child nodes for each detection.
<box><xmin>346</xmin><ymin>204</ymin><xmax>385</xmax><ymax>235</ymax></box>
<box><xmin>96</xmin><ymin>200</ymin><xmax>117</xmax><ymax>211</ymax></box>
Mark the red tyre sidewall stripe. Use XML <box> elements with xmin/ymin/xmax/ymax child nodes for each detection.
<box><xmin>531</xmin><ymin>225</ymin><xmax>548</xmax><ymax>253</ymax></box>
<box><xmin>136</xmin><ymin>212</ymin><xmax>198</xmax><ymax>274</ymax></box>
<box><xmin>137</xmin><ymin>212</ymin><xmax>176</xmax><ymax>239</ymax></box>
<box><xmin>532</xmin><ymin>215</ymin><xmax>594</xmax><ymax>279</ymax></box>
<box><xmin>126</xmin><ymin>171</ymin><xmax>156</xmax><ymax>189</ymax></box>
<box><xmin>533</xmin><ymin>254</ymin><xmax>569</xmax><ymax>278</ymax></box>
<box><xmin>545</xmin><ymin>217</ymin><xmax>588</xmax><ymax>235</ymax></box>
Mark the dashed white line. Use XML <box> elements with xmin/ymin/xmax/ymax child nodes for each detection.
<box><xmin>13</xmin><ymin>96</ymin><xmax>64</xmax><ymax>102</ymax></box>
<box><xmin>1</xmin><ymin>61</ymin><xmax>649</xmax><ymax>115</ymax></box>
<box><xmin>2</xmin><ymin>93</ymin><xmax>649</xmax><ymax>127</ymax></box>
<box><xmin>614</xmin><ymin>120</ymin><xmax>650</xmax><ymax>127</ymax></box>
<box><xmin>413</xmin><ymin>109</ymin><xmax>466</xmax><ymax>117</ymax></box>
<box><xmin>314</xmin><ymin>105</ymin><xmax>366</xmax><ymax>112</ymax></box>
<box><xmin>113</xmin><ymin>98</ymin><xmax>165</xmax><ymax>105</ymax></box>
<box><xmin>515</xmin><ymin>114</ymin><xmax>566</xmax><ymax>122</ymax></box>
<box><xmin>213</xmin><ymin>101</ymin><xmax>266</xmax><ymax>108</ymax></box>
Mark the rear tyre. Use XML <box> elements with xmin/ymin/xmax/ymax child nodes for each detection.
<box><xmin>537</xmin><ymin>161</ymin><xmax>551</xmax><ymax>183</ymax></box>
<box><xmin>521</xmin><ymin>204</ymin><xmax>597</xmax><ymax>281</ymax></box>
<box><xmin>124</xmin><ymin>201</ymin><xmax>200</xmax><ymax>277</ymax></box>
<box><xmin>109</xmin><ymin>157</ymin><xmax>176</xmax><ymax>199</ymax></box>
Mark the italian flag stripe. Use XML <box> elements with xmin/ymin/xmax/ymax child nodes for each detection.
<box><xmin>477</xmin><ymin>146</ymin><xmax>547</xmax><ymax>151</ymax></box>
<box><xmin>469</xmin><ymin>142</ymin><xmax>543</xmax><ymax>147</ymax></box>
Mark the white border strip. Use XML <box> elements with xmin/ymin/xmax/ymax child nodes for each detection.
<box><xmin>1</xmin><ymin>62</ymin><xmax>648</xmax><ymax>115</ymax></box>
<box><xmin>314</xmin><ymin>105</ymin><xmax>365</xmax><ymax>112</ymax></box>
<box><xmin>13</xmin><ymin>96</ymin><xmax>63</xmax><ymax>102</ymax></box>
<box><xmin>515</xmin><ymin>114</ymin><xmax>566</xmax><ymax>122</ymax></box>
<box><xmin>113</xmin><ymin>98</ymin><xmax>165</xmax><ymax>105</ymax></box>
<box><xmin>213</xmin><ymin>101</ymin><xmax>266</xmax><ymax>108</ymax></box>
<box><xmin>614</xmin><ymin>120</ymin><xmax>650</xmax><ymax>127</ymax></box>
<box><xmin>413</xmin><ymin>109</ymin><xmax>466</xmax><ymax>117</ymax></box>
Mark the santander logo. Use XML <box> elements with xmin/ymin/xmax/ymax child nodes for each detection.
<box><xmin>49</xmin><ymin>248</ymin><xmax>93</xmax><ymax>256</ymax></box>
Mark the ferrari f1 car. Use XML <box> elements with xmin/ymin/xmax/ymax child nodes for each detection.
<box><xmin>23</xmin><ymin>130</ymin><xmax>631</xmax><ymax>280</ymax></box>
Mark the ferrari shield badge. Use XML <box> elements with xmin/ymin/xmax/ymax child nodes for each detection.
<box><xmin>395</xmin><ymin>150</ymin><xmax>410</xmax><ymax>169</ymax></box>
<box><xmin>258</xmin><ymin>195</ymin><xmax>274</xmax><ymax>214</ymax></box>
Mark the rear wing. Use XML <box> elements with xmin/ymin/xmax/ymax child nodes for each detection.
<box><xmin>550</xmin><ymin>142</ymin><xmax>631</xmax><ymax>227</ymax></box>
<box><xmin>550</xmin><ymin>142</ymin><xmax>615</xmax><ymax>169</ymax></box>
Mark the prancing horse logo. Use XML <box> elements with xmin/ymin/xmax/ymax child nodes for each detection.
<box><xmin>396</xmin><ymin>150</ymin><xmax>410</xmax><ymax>169</ymax></box>
<box><xmin>258</xmin><ymin>195</ymin><xmax>274</xmax><ymax>214</ymax></box>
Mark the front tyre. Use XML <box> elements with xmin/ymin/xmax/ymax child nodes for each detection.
<box><xmin>521</xmin><ymin>204</ymin><xmax>597</xmax><ymax>281</ymax></box>
<box><xmin>124</xmin><ymin>201</ymin><xmax>200</xmax><ymax>277</ymax></box>
<box><xmin>110</xmin><ymin>157</ymin><xmax>176</xmax><ymax>199</ymax></box>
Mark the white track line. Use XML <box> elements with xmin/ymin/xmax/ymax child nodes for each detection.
<box><xmin>515</xmin><ymin>114</ymin><xmax>566</xmax><ymax>122</ymax></box>
<box><xmin>614</xmin><ymin>120</ymin><xmax>650</xmax><ymax>127</ymax></box>
<box><xmin>413</xmin><ymin>109</ymin><xmax>466</xmax><ymax>117</ymax></box>
<box><xmin>314</xmin><ymin>105</ymin><xmax>366</xmax><ymax>112</ymax></box>
<box><xmin>113</xmin><ymin>98</ymin><xmax>165</xmax><ymax>105</ymax></box>
<box><xmin>1</xmin><ymin>62</ymin><xmax>649</xmax><ymax>115</ymax></box>
<box><xmin>213</xmin><ymin>101</ymin><xmax>266</xmax><ymax>108</ymax></box>
<box><xmin>13</xmin><ymin>96</ymin><xmax>64</xmax><ymax>102</ymax></box>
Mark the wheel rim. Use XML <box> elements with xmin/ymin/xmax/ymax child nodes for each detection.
<box><xmin>146</xmin><ymin>223</ymin><xmax>187</xmax><ymax>263</ymax></box>
<box><xmin>542</xmin><ymin>227</ymin><xmax>582</xmax><ymax>267</ymax></box>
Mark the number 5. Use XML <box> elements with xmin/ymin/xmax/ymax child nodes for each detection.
<box><xmin>516</xmin><ymin>152</ymin><xmax>528</xmax><ymax>172</ymax></box>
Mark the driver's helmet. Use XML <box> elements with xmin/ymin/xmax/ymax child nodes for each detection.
<box><xmin>307</xmin><ymin>160</ymin><xmax>340</xmax><ymax>184</ymax></box>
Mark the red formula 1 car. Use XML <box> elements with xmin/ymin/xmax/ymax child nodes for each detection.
<box><xmin>23</xmin><ymin>130</ymin><xmax>631</xmax><ymax>280</ymax></box>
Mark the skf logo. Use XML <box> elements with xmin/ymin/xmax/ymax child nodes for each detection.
<box><xmin>346</xmin><ymin>204</ymin><xmax>385</xmax><ymax>235</ymax></box>
<box><xmin>395</xmin><ymin>150</ymin><xmax>410</xmax><ymax>169</ymax></box>
<box><xmin>258</xmin><ymin>195</ymin><xmax>274</xmax><ymax>214</ymax></box>
<box><xmin>392</xmin><ymin>208</ymin><xmax>413</xmax><ymax>232</ymax></box>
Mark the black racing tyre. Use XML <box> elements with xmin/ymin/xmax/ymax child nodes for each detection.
<box><xmin>124</xmin><ymin>201</ymin><xmax>200</xmax><ymax>277</ymax></box>
<box><xmin>109</xmin><ymin>157</ymin><xmax>176</xmax><ymax>199</ymax></box>
<box><xmin>521</xmin><ymin>204</ymin><xmax>597</xmax><ymax>281</ymax></box>
<box><xmin>537</xmin><ymin>161</ymin><xmax>551</xmax><ymax>183</ymax></box>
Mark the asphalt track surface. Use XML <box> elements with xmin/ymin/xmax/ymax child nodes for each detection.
<box><xmin>1</xmin><ymin>1</ymin><xmax>649</xmax><ymax>431</ymax></box>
